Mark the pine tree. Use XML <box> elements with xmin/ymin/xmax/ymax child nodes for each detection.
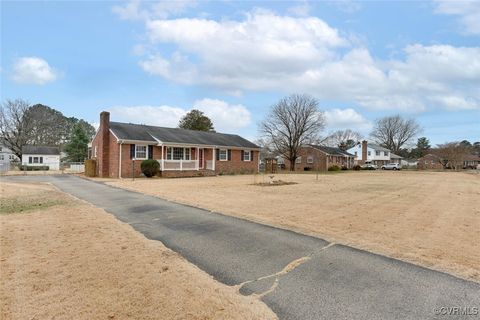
<box><xmin>64</xmin><ymin>123</ymin><xmax>89</xmax><ymax>162</ymax></box>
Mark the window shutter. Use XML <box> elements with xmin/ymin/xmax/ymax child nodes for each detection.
<box><xmin>130</xmin><ymin>144</ymin><xmax>135</xmax><ymax>159</ymax></box>
<box><xmin>250</xmin><ymin>150</ymin><xmax>254</xmax><ymax>162</ymax></box>
<box><xmin>148</xmin><ymin>145</ymin><xmax>153</xmax><ymax>159</ymax></box>
<box><xmin>241</xmin><ymin>150</ymin><xmax>244</xmax><ymax>161</ymax></box>
<box><xmin>216</xmin><ymin>149</ymin><xmax>220</xmax><ymax>161</ymax></box>
<box><xmin>228</xmin><ymin>149</ymin><xmax>232</xmax><ymax>161</ymax></box>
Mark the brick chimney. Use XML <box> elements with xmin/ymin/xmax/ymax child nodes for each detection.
<box><xmin>100</xmin><ymin>111</ymin><xmax>110</xmax><ymax>177</ymax></box>
<box><xmin>361</xmin><ymin>140</ymin><xmax>368</xmax><ymax>163</ymax></box>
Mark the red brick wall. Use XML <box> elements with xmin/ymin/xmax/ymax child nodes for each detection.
<box><xmin>284</xmin><ymin>146</ymin><xmax>354</xmax><ymax>171</ymax></box>
<box><xmin>214</xmin><ymin>149</ymin><xmax>258</xmax><ymax>174</ymax></box>
<box><xmin>285</xmin><ymin>147</ymin><xmax>327</xmax><ymax>171</ymax></box>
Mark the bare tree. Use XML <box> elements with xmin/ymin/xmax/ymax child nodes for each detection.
<box><xmin>259</xmin><ymin>94</ymin><xmax>325</xmax><ymax>171</ymax></box>
<box><xmin>436</xmin><ymin>142</ymin><xmax>471</xmax><ymax>171</ymax></box>
<box><xmin>370</xmin><ymin>115</ymin><xmax>422</xmax><ymax>153</ymax></box>
<box><xmin>0</xmin><ymin>99</ymin><xmax>34</xmax><ymax>158</ymax></box>
<box><xmin>324</xmin><ymin>129</ymin><xmax>362</xmax><ymax>150</ymax></box>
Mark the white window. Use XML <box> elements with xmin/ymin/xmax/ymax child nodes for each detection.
<box><xmin>243</xmin><ymin>150</ymin><xmax>251</xmax><ymax>161</ymax></box>
<box><xmin>376</xmin><ymin>151</ymin><xmax>380</xmax><ymax>156</ymax></box>
<box><xmin>307</xmin><ymin>156</ymin><xmax>314</xmax><ymax>164</ymax></box>
<box><xmin>368</xmin><ymin>151</ymin><xmax>371</xmax><ymax>156</ymax></box>
<box><xmin>33</xmin><ymin>157</ymin><xmax>39</xmax><ymax>163</ymax></box>
<box><xmin>296</xmin><ymin>156</ymin><xmax>302</xmax><ymax>164</ymax></box>
<box><xmin>219</xmin><ymin>149</ymin><xmax>228</xmax><ymax>161</ymax></box>
<box><xmin>94</xmin><ymin>146</ymin><xmax>98</xmax><ymax>158</ymax></box>
<box><xmin>354</xmin><ymin>151</ymin><xmax>357</xmax><ymax>156</ymax></box>
<box><xmin>0</xmin><ymin>155</ymin><xmax>3</xmax><ymax>161</ymax></box>
<box><xmin>9</xmin><ymin>154</ymin><xmax>15</xmax><ymax>160</ymax></box>
<box><xmin>166</xmin><ymin>147</ymin><xmax>191</xmax><ymax>160</ymax></box>
<box><xmin>135</xmin><ymin>145</ymin><xmax>147</xmax><ymax>159</ymax></box>
<box><xmin>29</xmin><ymin>156</ymin><xmax>33</xmax><ymax>164</ymax></box>
<box><xmin>384</xmin><ymin>151</ymin><xmax>389</xmax><ymax>156</ymax></box>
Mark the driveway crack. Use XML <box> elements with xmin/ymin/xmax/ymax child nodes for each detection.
<box><xmin>238</xmin><ymin>242</ymin><xmax>336</xmax><ymax>297</ymax></box>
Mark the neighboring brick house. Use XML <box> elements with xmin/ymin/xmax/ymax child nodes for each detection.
<box><xmin>285</xmin><ymin>145</ymin><xmax>355</xmax><ymax>171</ymax></box>
<box><xmin>417</xmin><ymin>153</ymin><xmax>444</xmax><ymax>170</ymax></box>
<box><xmin>463</xmin><ymin>154</ymin><xmax>480</xmax><ymax>169</ymax></box>
<box><xmin>90</xmin><ymin>112</ymin><xmax>260</xmax><ymax>178</ymax></box>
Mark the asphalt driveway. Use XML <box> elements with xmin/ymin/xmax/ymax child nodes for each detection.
<box><xmin>4</xmin><ymin>175</ymin><xmax>480</xmax><ymax>320</ymax></box>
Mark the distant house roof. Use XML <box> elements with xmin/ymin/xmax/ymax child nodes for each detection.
<box><xmin>307</xmin><ymin>145</ymin><xmax>355</xmax><ymax>157</ymax></box>
<box><xmin>22</xmin><ymin>146</ymin><xmax>60</xmax><ymax>155</ymax></box>
<box><xmin>463</xmin><ymin>154</ymin><xmax>480</xmax><ymax>161</ymax></box>
<box><xmin>418</xmin><ymin>153</ymin><xmax>442</xmax><ymax>160</ymax></box>
<box><xmin>109</xmin><ymin>122</ymin><xmax>260</xmax><ymax>149</ymax></box>
<box><xmin>367</xmin><ymin>143</ymin><xmax>391</xmax><ymax>152</ymax></box>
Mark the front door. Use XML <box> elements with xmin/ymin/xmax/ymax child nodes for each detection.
<box><xmin>199</xmin><ymin>148</ymin><xmax>204</xmax><ymax>169</ymax></box>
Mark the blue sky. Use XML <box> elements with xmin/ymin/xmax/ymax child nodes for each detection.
<box><xmin>1</xmin><ymin>0</ymin><xmax>479</xmax><ymax>145</ymax></box>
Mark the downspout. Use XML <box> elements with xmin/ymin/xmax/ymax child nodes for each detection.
<box><xmin>119</xmin><ymin>141</ymin><xmax>123</xmax><ymax>179</ymax></box>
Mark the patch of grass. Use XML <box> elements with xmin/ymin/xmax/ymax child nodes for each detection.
<box><xmin>0</xmin><ymin>197</ymin><xmax>65</xmax><ymax>215</ymax></box>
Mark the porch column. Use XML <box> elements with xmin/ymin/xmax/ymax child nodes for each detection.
<box><xmin>196</xmin><ymin>147</ymin><xmax>199</xmax><ymax>170</ymax></box>
<box><xmin>212</xmin><ymin>147</ymin><xmax>216</xmax><ymax>171</ymax></box>
<box><xmin>161</xmin><ymin>145</ymin><xmax>164</xmax><ymax>171</ymax></box>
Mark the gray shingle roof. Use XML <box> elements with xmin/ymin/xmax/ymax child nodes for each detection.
<box><xmin>307</xmin><ymin>145</ymin><xmax>355</xmax><ymax>157</ymax></box>
<box><xmin>110</xmin><ymin>122</ymin><xmax>260</xmax><ymax>149</ymax></box>
<box><xmin>367</xmin><ymin>143</ymin><xmax>391</xmax><ymax>152</ymax></box>
<box><xmin>22</xmin><ymin>146</ymin><xmax>60</xmax><ymax>155</ymax></box>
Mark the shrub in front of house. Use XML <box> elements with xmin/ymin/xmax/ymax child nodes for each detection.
<box><xmin>19</xmin><ymin>165</ymin><xmax>50</xmax><ymax>171</ymax></box>
<box><xmin>328</xmin><ymin>165</ymin><xmax>341</xmax><ymax>171</ymax></box>
<box><xmin>353</xmin><ymin>165</ymin><xmax>362</xmax><ymax>171</ymax></box>
<box><xmin>341</xmin><ymin>166</ymin><xmax>348</xmax><ymax>170</ymax></box>
<box><xmin>141</xmin><ymin>159</ymin><xmax>160</xmax><ymax>178</ymax></box>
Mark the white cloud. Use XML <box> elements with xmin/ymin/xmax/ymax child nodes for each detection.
<box><xmin>193</xmin><ymin>98</ymin><xmax>252</xmax><ymax>131</ymax></box>
<box><xmin>324</xmin><ymin>108</ymin><xmax>372</xmax><ymax>132</ymax></box>
<box><xmin>113</xmin><ymin>0</ymin><xmax>196</xmax><ymax>21</ymax></box>
<box><xmin>288</xmin><ymin>2</ymin><xmax>311</xmax><ymax>17</ymax></box>
<box><xmin>109</xmin><ymin>99</ymin><xmax>252</xmax><ymax>132</ymax></box>
<box><xmin>434</xmin><ymin>0</ymin><xmax>480</xmax><ymax>35</ymax></box>
<box><xmin>123</xmin><ymin>8</ymin><xmax>480</xmax><ymax>112</ymax></box>
<box><xmin>11</xmin><ymin>57</ymin><xmax>59</xmax><ymax>85</ymax></box>
<box><xmin>110</xmin><ymin>105</ymin><xmax>187</xmax><ymax>127</ymax></box>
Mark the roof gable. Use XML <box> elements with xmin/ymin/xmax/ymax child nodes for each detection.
<box><xmin>109</xmin><ymin>122</ymin><xmax>260</xmax><ymax>149</ymax></box>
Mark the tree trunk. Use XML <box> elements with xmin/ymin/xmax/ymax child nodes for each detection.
<box><xmin>290</xmin><ymin>159</ymin><xmax>296</xmax><ymax>171</ymax></box>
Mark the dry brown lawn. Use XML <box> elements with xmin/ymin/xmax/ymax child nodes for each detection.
<box><xmin>106</xmin><ymin>171</ymin><xmax>480</xmax><ymax>282</ymax></box>
<box><xmin>0</xmin><ymin>181</ymin><xmax>276</xmax><ymax>320</ymax></box>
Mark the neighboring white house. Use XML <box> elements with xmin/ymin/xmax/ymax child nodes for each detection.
<box><xmin>21</xmin><ymin>146</ymin><xmax>61</xmax><ymax>170</ymax></box>
<box><xmin>0</xmin><ymin>143</ymin><xmax>19</xmax><ymax>173</ymax></box>
<box><xmin>0</xmin><ymin>144</ymin><xmax>19</xmax><ymax>163</ymax></box>
<box><xmin>347</xmin><ymin>141</ymin><xmax>402</xmax><ymax>166</ymax></box>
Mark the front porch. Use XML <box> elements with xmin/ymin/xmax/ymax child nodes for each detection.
<box><xmin>156</xmin><ymin>146</ymin><xmax>216</xmax><ymax>172</ymax></box>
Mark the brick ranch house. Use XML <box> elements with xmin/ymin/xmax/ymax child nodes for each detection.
<box><xmin>90</xmin><ymin>112</ymin><xmax>260</xmax><ymax>178</ymax></box>
<box><xmin>285</xmin><ymin>145</ymin><xmax>356</xmax><ymax>171</ymax></box>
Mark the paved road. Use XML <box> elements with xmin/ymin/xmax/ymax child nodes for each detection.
<box><xmin>4</xmin><ymin>175</ymin><xmax>480</xmax><ymax>320</ymax></box>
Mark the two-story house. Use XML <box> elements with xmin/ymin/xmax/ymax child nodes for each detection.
<box><xmin>347</xmin><ymin>140</ymin><xmax>401</xmax><ymax>166</ymax></box>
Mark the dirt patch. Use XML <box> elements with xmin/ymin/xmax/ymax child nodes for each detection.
<box><xmin>253</xmin><ymin>180</ymin><xmax>297</xmax><ymax>187</ymax></box>
<box><xmin>106</xmin><ymin>171</ymin><xmax>480</xmax><ymax>282</ymax></box>
<box><xmin>0</xmin><ymin>182</ymin><xmax>276</xmax><ymax>320</ymax></box>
